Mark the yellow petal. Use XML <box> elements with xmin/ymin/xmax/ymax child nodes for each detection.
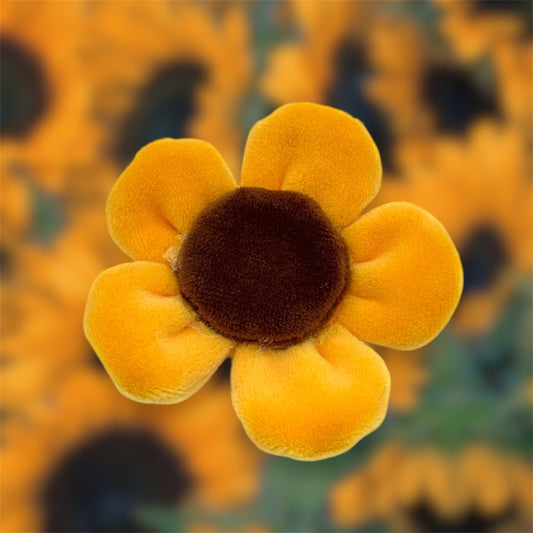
<box><xmin>336</xmin><ymin>202</ymin><xmax>463</xmax><ymax>349</ymax></box>
<box><xmin>231</xmin><ymin>323</ymin><xmax>390</xmax><ymax>460</ymax></box>
<box><xmin>241</xmin><ymin>103</ymin><xmax>382</xmax><ymax>228</ymax></box>
<box><xmin>84</xmin><ymin>261</ymin><xmax>233</xmax><ymax>403</ymax></box>
<box><xmin>106</xmin><ymin>138</ymin><xmax>237</xmax><ymax>262</ymax></box>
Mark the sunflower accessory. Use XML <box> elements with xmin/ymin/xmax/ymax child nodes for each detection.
<box><xmin>84</xmin><ymin>103</ymin><xmax>462</xmax><ymax>460</ymax></box>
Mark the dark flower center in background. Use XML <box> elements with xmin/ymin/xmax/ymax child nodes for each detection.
<box><xmin>328</xmin><ymin>40</ymin><xmax>395</xmax><ymax>173</ymax></box>
<box><xmin>474</xmin><ymin>1</ymin><xmax>533</xmax><ymax>36</ymax></box>
<box><xmin>115</xmin><ymin>61</ymin><xmax>206</xmax><ymax>166</ymax></box>
<box><xmin>177</xmin><ymin>187</ymin><xmax>350</xmax><ymax>348</ymax></box>
<box><xmin>460</xmin><ymin>226</ymin><xmax>508</xmax><ymax>295</ymax></box>
<box><xmin>422</xmin><ymin>65</ymin><xmax>498</xmax><ymax>134</ymax></box>
<box><xmin>408</xmin><ymin>499</ymin><xmax>513</xmax><ymax>533</ymax></box>
<box><xmin>42</xmin><ymin>429</ymin><xmax>192</xmax><ymax>533</ymax></box>
<box><xmin>0</xmin><ymin>36</ymin><xmax>49</xmax><ymax>138</ymax></box>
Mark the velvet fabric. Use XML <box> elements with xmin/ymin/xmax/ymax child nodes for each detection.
<box><xmin>85</xmin><ymin>102</ymin><xmax>463</xmax><ymax>460</ymax></box>
<box><xmin>241</xmin><ymin>103</ymin><xmax>382</xmax><ymax>229</ymax></box>
<box><xmin>106</xmin><ymin>138</ymin><xmax>236</xmax><ymax>263</ymax></box>
<box><xmin>85</xmin><ymin>262</ymin><xmax>233</xmax><ymax>404</ymax></box>
<box><xmin>177</xmin><ymin>187</ymin><xmax>350</xmax><ymax>347</ymax></box>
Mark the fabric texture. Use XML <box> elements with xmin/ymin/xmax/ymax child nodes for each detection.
<box><xmin>106</xmin><ymin>138</ymin><xmax>237</xmax><ymax>262</ymax></box>
<box><xmin>177</xmin><ymin>187</ymin><xmax>350</xmax><ymax>347</ymax></box>
<box><xmin>336</xmin><ymin>201</ymin><xmax>463</xmax><ymax>349</ymax></box>
<box><xmin>241</xmin><ymin>102</ymin><xmax>382</xmax><ymax>228</ymax></box>
<box><xmin>84</xmin><ymin>262</ymin><xmax>233</xmax><ymax>403</ymax></box>
<box><xmin>231</xmin><ymin>324</ymin><xmax>390</xmax><ymax>461</ymax></box>
<box><xmin>84</xmin><ymin>102</ymin><xmax>463</xmax><ymax>460</ymax></box>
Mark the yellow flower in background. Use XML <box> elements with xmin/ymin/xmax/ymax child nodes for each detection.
<box><xmin>263</xmin><ymin>0</ymin><xmax>513</xmax><ymax>171</ymax></box>
<box><xmin>82</xmin><ymin>0</ymin><xmax>251</xmax><ymax>176</ymax></box>
<box><xmin>433</xmin><ymin>1</ymin><xmax>532</xmax><ymax>134</ymax></box>
<box><xmin>377</xmin><ymin>121</ymin><xmax>532</xmax><ymax>336</ymax></box>
<box><xmin>84</xmin><ymin>103</ymin><xmax>462</xmax><ymax>461</ymax></box>
<box><xmin>492</xmin><ymin>38</ymin><xmax>533</xmax><ymax>134</ymax></box>
<box><xmin>1</xmin><ymin>0</ymin><xmax>98</xmax><ymax>192</ymax></box>
<box><xmin>138</xmin><ymin>378</ymin><xmax>261</xmax><ymax>510</ymax></box>
<box><xmin>365</xmin><ymin>16</ymin><xmax>503</xmax><ymax>142</ymax></box>
<box><xmin>381</xmin><ymin>348</ymin><xmax>428</xmax><ymax>413</ymax></box>
<box><xmin>363</xmin><ymin>16</ymin><xmax>429</xmax><ymax>135</ymax></box>
<box><xmin>261</xmin><ymin>0</ymin><xmax>367</xmax><ymax>104</ymax></box>
<box><xmin>1</xmin><ymin>369</ymin><xmax>261</xmax><ymax>533</ymax></box>
<box><xmin>434</xmin><ymin>0</ymin><xmax>531</xmax><ymax>62</ymax></box>
<box><xmin>1</xmin><ymin>211</ymin><xmax>126</xmax><ymax>418</ymax></box>
<box><xmin>329</xmin><ymin>443</ymin><xmax>533</xmax><ymax>533</ymax></box>
<box><xmin>0</xmin><ymin>167</ymin><xmax>32</xmax><ymax>241</ymax></box>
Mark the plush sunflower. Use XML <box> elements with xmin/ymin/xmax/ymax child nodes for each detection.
<box><xmin>1</xmin><ymin>368</ymin><xmax>261</xmax><ymax>533</ymax></box>
<box><xmin>329</xmin><ymin>442</ymin><xmax>533</xmax><ymax>532</ymax></box>
<box><xmin>84</xmin><ymin>103</ymin><xmax>462</xmax><ymax>461</ymax></box>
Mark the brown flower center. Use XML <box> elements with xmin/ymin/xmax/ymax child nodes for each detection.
<box><xmin>177</xmin><ymin>187</ymin><xmax>350</xmax><ymax>348</ymax></box>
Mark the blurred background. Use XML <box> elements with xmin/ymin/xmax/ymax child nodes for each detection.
<box><xmin>1</xmin><ymin>1</ymin><xmax>532</xmax><ymax>532</ymax></box>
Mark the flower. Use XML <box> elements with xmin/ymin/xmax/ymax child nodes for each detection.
<box><xmin>1</xmin><ymin>211</ymin><xmax>125</xmax><ymax>417</ymax></box>
<box><xmin>0</xmin><ymin>165</ymin><xmax>31</xmax><ymax>241</ymax></box>
<box><xmin>261</xmin><ymin>0</ymin><xmax>367</xmax><ymax>104</ymax></box>
<box><xmin>328</xmin><ymin>442</ymin><xmax>533</xmax><ymax>532</ymax></box>
<box><xmin>364</xmin><ymin>18</ymin><xmax>500</xmax><ymax>140</ymax></box>
<box><xmin>84</xmin><ymin>102</ymin><xmax>463</xmax><ymax>460</ymax></box>
<box><xmin>1</xmin><ymin>0</ymin><xmax>99</xmax><ymax>192</ymax></box>
<box><xmin>81</xmin><ymin>0</ymin><xmax>251</xmax><ymax>177</ymax></box>
<box><xmin>1</xmin><ymin>369</ymin><xmax>261</xmax><ymax>532</ymax></box>
<box><xmin>363</xmin><ymin>16</ymin><xmax>429</xmax><ymax>136</ymax></box>
<box><xmin>433</xmin><ymin>0</ymin><xmax>531</xmax><ymax>63</ymax></box>
<box><xmin>432</xmin><ymin>1</ymin><xmax>532</xmax><ymax>134</ymax></box>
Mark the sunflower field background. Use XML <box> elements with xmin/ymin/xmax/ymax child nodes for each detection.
<box><xmin>1</xmin><ymin>1</ymin><xmax>532</xmax><ymax>532</ymax></box>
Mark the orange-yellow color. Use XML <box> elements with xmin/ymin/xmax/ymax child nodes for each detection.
<box><xmin>329</xmin><ymin>442</ymin><xmax>533</xmax><ymax>532</ymax></box>
<box><xmin>377</xmin><ymin>121</ymin><xmax>531</xmax><ymax>335</ymax></box>
<box><xmin>107</xmin><ymin>139</ymin><xmax>236</xmax><ymax>262</ymax></box>
<box><xmin>241</xmin><ymin>103</ymin><xmax>381</xmax><ymax>228</ymax></box>
<box><xmin>381</xmin><ymin>348</ymin><xmax>428</xmax><ymax>412</ymax></box>
<box><xmin>86</xmin><ymin>262</ymin><xmax>233</xmax><ymax>404</ymax></box>
<box><xmin>0</xmin><ymin>369</ymin><xmax>261</xmax><ymax>533</ymax></box>
<box><xmin>82</xmin><ymin>0</ymin><xmax>252</xmax><ymax>176</ymax></box>
<box><xmin>85</xmin><ymin>103</ymin><xmax>462</xmax><ymax>460</ymax></box>
<box><xmin>1</xmin><ymin>0</ymin><xmax>99</xmax><ymax>192</ymax></box>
